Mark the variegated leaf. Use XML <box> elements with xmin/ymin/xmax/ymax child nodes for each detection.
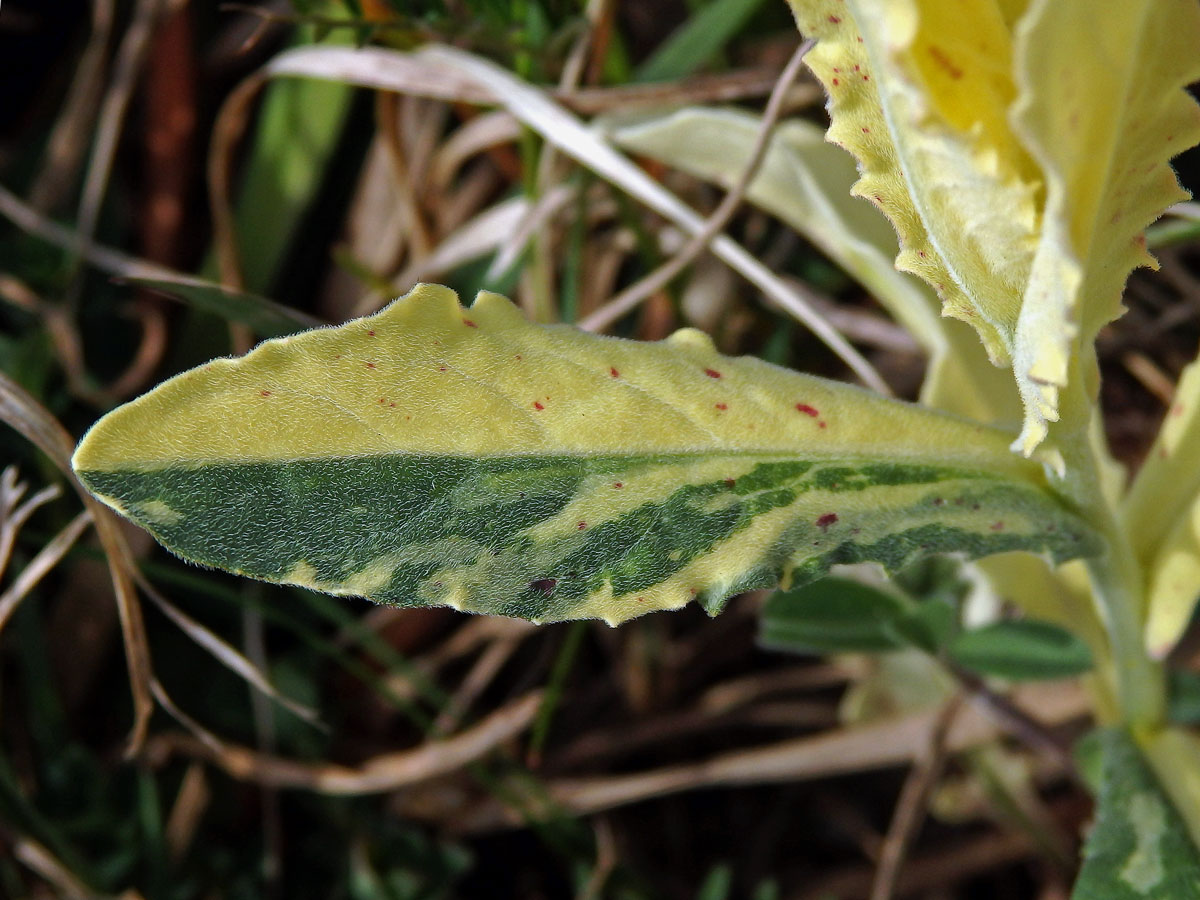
<box><xmin>785</xmin><ymin>0</ymin><xmax>1037</xmax><ymax>372</ymax></box>
<box><xmin>1010</xmin><ymin>0</ymin><xmax>1200</xmax><ymax>454</ymax></box>
<box><xmin>73</xmin><ymin>285</ymin><xmax>1098</xmax><ymax>625</ymax></box>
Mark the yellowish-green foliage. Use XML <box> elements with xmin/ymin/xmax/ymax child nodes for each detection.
<box><xmin>64</xmin><ymin>0</ymin><xmax>1200</xmax><ymax>886</ymax></box>
<box><xmin>786</xmin><ymin>0</ymin><xmax>1200</xmax><ymax>455</ymax></box>
<box><xmin>73</xmin><ymin>285</ymin><xmax>1094</xmax><ymax>625</ymax></box>
<box><xmin>1126</xmin><ymin>358</ymin><xmax>1200</xmax><ymax>657</ymax></box>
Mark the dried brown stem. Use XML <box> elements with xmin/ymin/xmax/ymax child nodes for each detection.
<box><xmin>148</xmin><ymin>691</ymin><xmax>542</xmax><ymax>794</ymax></box>
<box><xmin>870</xmin><ymin>695</ymin><xmax>963</xmax><ymax>900</ymax></box>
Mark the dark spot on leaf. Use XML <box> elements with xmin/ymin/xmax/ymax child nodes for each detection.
<box><xmin>796</xmin><ymin>404</ymin><xmax>819</xmax><ymax>417</ymax></box>
<box><xmin>531</xmin><ymin>578</ymin><xmax>557</xmax><ymax>596</ymax></box>
<box><xmin>705</xmin><ymin>368</ymin><xmax>722</xmax><ymax>379</ymax></box>
<box><xmin>463</xmin><ymin>319</ymin><xmax>478</xmax><ymax>328</ymax></box>
<box><xmin>817</xmin><ymin>513</ymin><xmax>839</xmax><ymax>529</ymax></box>
<box><xmin>610</xmin><ymin>367</ymin><xmax>619</xmax><ymax>378</ymax></box>
<box><xmin>534</xmin><ymin>401</ymin><xmax>545</xmax><ymax>411</ymax></box>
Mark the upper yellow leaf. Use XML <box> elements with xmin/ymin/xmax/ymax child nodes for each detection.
<box><xmin>788</xmin><ymin>0</ymin><xmax>1200</xmax><ymax>454</ymax></box>
<box><xmin>1010</xmin><ymin>0</ymin><xmax>1200</xmax><ymax>452</ymax></box>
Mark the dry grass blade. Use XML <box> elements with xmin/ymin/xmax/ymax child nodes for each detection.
<box><xmin>430</xmin><ymin>110</ymin><xmax>523</xmax><ymax>193</ymax></box>
<box><xmin>258</xmin><ymin>43</ymin><xmax>887</xmax><ymax>391</ymax></box>
<box><xmin>432</xmin><ymin>633</ymin><xmax>526</xmax><ymax>734</ymax></box>
<box><xmin>149</xmin><ymin>691</ymin><xmax>543</xmax><ymax>794</ymax></box>
<box><xmin>0</xmin><ymin>371</ymin><xmax>154</xmax><ymax>753</ymax></box>
<box><xmin>422</xmin><ymin>46</ymin><xmax>889</xmax><ymax>391</ymax></box>
<box><xmin>13</xmin><ymin>832</ymin><xmax>106</xmax><ymax>900</ymax></box>
<box><xmin>149</xmin><ymin>676</ymin><xmax>226</xmax><ymax>755</ymax></box>
<box><xmin>430</xmin><ymin>680</ymin><xmax>1086</xmax><ymax>830</ymax></box>
<box><xmin>0</xmin><ymin>466</ymin><xmax>61</xmax><ymax>577</ymax></box>
<box><xmin>253</xmin><ymin>43</ymin><xmax>809</xmax><ymax>112</ymax></box>
<box><xmin>0</xmin><ymin>184</ymin><xmax>319</xmax><ymax>329</ymax></box>
<box><xmin>870</xmin><ymin>695</ymin><xmax>963</xmax><ymax>900</ymax></box>
<box><xmin>164</xmin><ymin>762</ymin><xmax>210</xmax><ymax>863</ymax></box>
<box><xmin>0</xmin><ymin>509</ymin><xmax>92</xmax><ymax>633</ymax></box>
<box><xmin>578</xmin><ymin>39</ymin><xmax>813</xmax><ymax>333</ymax></box>
<box><xmin>73</xmin><ymin>0</ymin><xmax>172</xmax><ymax>276</ymax></box>
<box><xmin>28</xmin><ymin>0</ymin><xmax>116</xmax><ymax>213</ymax></box>
<box><xmin>366</xmin><ymin>197</ymin><xmax>531</xmax><ymax>316</ymax></box>
<box><xmin>485</xmin><ymin>185</ymin><xmax>576</xmax><ymax>282</ymax></box>
<box><xmin>136</xmin><ymin>574</ymin><xmax>325</xmax><ymax>729</ymax></box>
<box><xmin>1167</xmin><ymin>201</ymin><xmax>1200</xmax><ymax>222</ymax></box>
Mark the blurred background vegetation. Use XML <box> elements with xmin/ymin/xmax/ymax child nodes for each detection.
<box><xmin>2</xmin><ymin>1</ymin><xmax>1200</xmax><ymax>898</ymax></box>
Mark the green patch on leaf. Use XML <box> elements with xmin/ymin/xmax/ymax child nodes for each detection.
<box><xmin>1074</xmin><ymin>729</ymin><xmax>1200</xmax><ymax>899</ymax></box>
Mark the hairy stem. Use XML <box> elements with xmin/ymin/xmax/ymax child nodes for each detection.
<box><xmin>1053</xmin><ymin>369</ymin><xmax>1164</xmax><ymax>731</ymax></box>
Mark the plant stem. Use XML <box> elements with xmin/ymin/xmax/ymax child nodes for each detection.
<box><xmin>1083</xmin><ymin>545</ymin><xmax>1165</xmax><ymax>732</ymax></box>
<box><xmin>1054</xmin><ymin>372</ymin><xmax>1165</xmax><ymax>731</ymax></box>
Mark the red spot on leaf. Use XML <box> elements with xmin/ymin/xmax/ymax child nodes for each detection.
<box><xmin>463</xmin><ymin>319</ymin><xmax>477</xmax><ymax>328</ymax></box>
<box><xmin>990</xmin><ymin>521</ymin><xmax>1005</xmax><ymax>531</ymax></box>
<box><xmin>515</xmin><ymin>354</ymin><xmax>523</xmax><ymax>360</ymax></box>
<box><xmin>715</xmin><ymin>403</ymin><xmax>728</xmax><ymax>410</ymax></box>
<box><xmin>832</xmin><ymin>78</ymin><xmax>840</xmax><ymax>86</ymax></box>
<box><xmin>828</xmin><ymin>14</ymin><xmax>841</xmax><ymax>22</ymax></box>
<box><xmin>438</xmin><ymin>366</ymin><xmax>448</xmax><ymax>372</ymax></box>
<box><xmin>367</xmin><ymin>330</ymin><xmax>376</xmax><ymax>336</ymax></box>
<box><xmin>610</xmin><ymin>367</ymin><xmax>620</xmax><ymax>378</ymax></box>
<box><xmin>862</xmin><ymin>74</ymin><xmax>869</xmax><ymax>81</ymax></box>
<box><xmin>613</xmin><ymin>482</ymin><xmax>623</xmax><ymax>489</ymax></box>
<box><xmin>819</xmin><ymin>421</ymin><xmax>827</xmax><ymax>429</ymax></box>
<box><xmin>379</xmin><ymin>398</ymin><xmax>386</xmax><ymax>404</ymax></box>
<box><xmin>817</xmin><ymin>513</ymin><xmax>838</xmax><ymax>529</ymax></box>
<box><xmin>390</xmin><ymin>403</ymin><xmax>397</xmax><ymax>408</ymax></box>
<box><xmin>862</xmin><ymin>127</ymin><xmax>870</xmax><ymax>133</ymax></box>
<box><xmin>796</xmin><ymin>403</ymin><xmax>819</xmax><ymax>417</ymax></box>
<box><xmin>927</xmin><ymin>46</ymin><xmax>963</xmax><ymax>80</ymax></box>
<box><xmin>577</xmin><ymin>521</ymin><xmax>587</xmax><ymax>530</ymax></box>
<box><xmin>534</xmin><ymin>401</ymin><xmax>545</xmax><ymax>411</ymax></box>
<box><xmin>724</xmin><ymin>478</ymin><xmax>736</xmax><ymax>488</ymax></box>
<box><xmin>260</xmin><ymin>390</ymin><xmax>272</xmax><ymax>397</ymax></box>
<box><xmin>365</xmin><ymin>362</ymin><xmax>376</xmax><ymax>369</ymax></box>
<box><xmin>705</xmin><ymin>368</ymin><xmax>722</xmax><ymax>379</ymax></box>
